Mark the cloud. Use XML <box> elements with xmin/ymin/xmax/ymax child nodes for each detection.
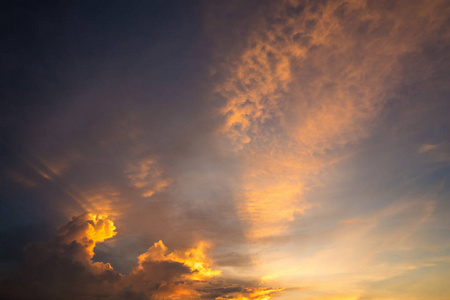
<box><xmin>125</xmin><ymin>156</ymin><xmax>173</xmax><ymax>198</ymax></box>
<box><xmin>1</xmin><ymin>1</ymin><xmax>449</xmax><ymax>299</ymax></box>
<box><xmin>0</xmin><ymin>214</ymin><xmax>283</xmax><ymax>300</ymax></box>
<box><xmin>418</xmin><ymin>142</ymin><xmax>450</xmax><ymax>162</ymax></box>
<box><xmin>0</xmin><ymin>214</ymin><xmax>120</xmax><ymax>300</ymax></box>
<box><xmin>208</xmin><ymin>0</ymin><xmax>450</xmax><ymax>239</ymax></box>
<box><xmin>135</xmin><ymin>240</ymin><xmax>221</xmax><ymax>281</ymax></box>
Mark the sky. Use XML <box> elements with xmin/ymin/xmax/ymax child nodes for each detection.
<box><xmin>0</xmin><ymin>0</ymin><xmax>449</xmax><ymax>299</ymax></box>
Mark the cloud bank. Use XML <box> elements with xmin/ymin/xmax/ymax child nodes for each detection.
<box><xmin>1</xmin><ymin>214</ymin><xmax>282</xmax><ymax>300</ymax></box>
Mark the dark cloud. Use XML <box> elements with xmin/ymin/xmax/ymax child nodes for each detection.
<box><xmin>0</xmin><ymin>214</ymin><xmax>279</xmax><ymax>299</ymax></box>
<box><xmin>0</xmin><ymin>214</ymin><xmax>176</xmax><ymax>299</ymax></box>
<box><xmin>0</xmin><ymin>214</ymin><xmax>118</xmax><ymax>299</ymax></box>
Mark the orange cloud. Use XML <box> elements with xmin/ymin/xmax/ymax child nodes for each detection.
<box><xmin>212</xmin><ymin>0</ymin><xmax>449</xmax><ymax>241</ymax></box>
<box><xmin>58</xmin><ymin>213</ymin><xmax>117</xmax><ymax>255</ymax></box>
<box><xmin>136</xmin><ymin>240</ymin><xmax>222</xmax><ymax>280</ymax></box>
<box><xmin>1</xmin><ymin>214</ymin><xmax>284</xmax><ymax>300</ymax></box>
<box><xmin>214</xmin><ymin>287</ymin><xmax>284</xmax><ymax>300</ymax></box>
<box><xmin>125</xmin><ymin>156</ymin><xmax>173</xmax><ymax>198</ymax></box>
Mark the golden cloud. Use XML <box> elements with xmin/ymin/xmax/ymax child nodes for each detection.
<box><xmin>1</xmin><ymin>214</ymin><xmax>283</xmax><ymax>300</ymax></box>
<box><xmin>212</xmin><ymin>0</ymin><xmax>449</xmax><ymax>240</ymax></box>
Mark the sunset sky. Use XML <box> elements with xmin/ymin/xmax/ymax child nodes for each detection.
<box><xmin>1</xmin><ymin>1</ymin><xmax>450</xmax><ymax>299</ymax></box>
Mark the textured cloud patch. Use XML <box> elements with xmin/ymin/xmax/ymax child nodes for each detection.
<box><xmin>211</xmin><ymin>0</ymin><xmax>450</xmax><ymax>239</ymax></box>
<box><xmin>125</xmin><ymin>156</ymin><xmax>173</xmax><ymax>198</ymax></box>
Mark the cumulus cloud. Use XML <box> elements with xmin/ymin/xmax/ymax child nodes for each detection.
<box><xmin>0</xmin><ymin>214</ymin><xmax>282</xmax><ymax>300</ymax></box>
<box><xmin>0</xmin><ymin>214</ymin><xmax>120</xmax><ymax>300</ymax></box>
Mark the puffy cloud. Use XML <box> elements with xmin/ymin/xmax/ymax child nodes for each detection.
<box><xmin>146</xmin><ymin>241</ymin><xmax>222</xmax><ymax>280</ymax></box>
<box><xmin>0</xmin><ymin>213</ymin><xmax>120</xmax><ymax>300</ymax></box>
<box><xmin>0</xmin><ymin>214</ymin><xmax>283</xmax><ymax>300</ymax></box>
